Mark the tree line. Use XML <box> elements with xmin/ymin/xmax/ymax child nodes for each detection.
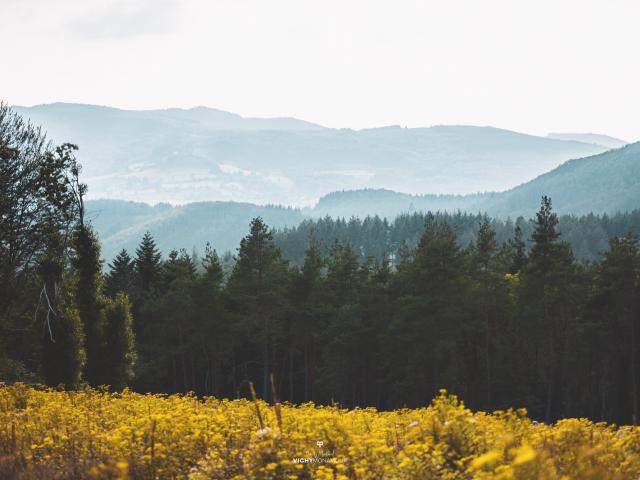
<box><xmin>102</xmin><ymin>199</ymin><xmax>640</xmax><ymax>424</ymax></box>
<box><xmin>2</xmin><ymin>103</ymin><xmax>640</xmax><ymax>425</ymax></box>
<box><xmin>273</xmin><ymin>208</ymin><xmax>640</xmax><ymax>265</ymax></box>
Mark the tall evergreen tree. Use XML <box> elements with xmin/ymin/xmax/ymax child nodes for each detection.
<box><xmin>135</xmin><ymin>232</ymin><xmax>162</xmax><ymax>294</ymax></box>
<box><xmin>105</xmin><ymin>249</ymin><xmax>135</xmax><ymax>298</ymax></box>
<box><xmin>520</xmin><ymin>196</ymin><xmax>578</xmax><ymax>421</ymax></box>
<box><xmin>590</xmin><ymin>234</ymin><xmax>640</xmax><ymax>423</ymax></box>
<box><xmin>227</xmin><ymin>218</ymin><xmax>289</xmax><ymax>400</ymax></box>
<box><xmin>472</xmin><ymin>218</ymin><xmax>498</xmax><ymax>408</ymax></box>
<box><xmin>507</xmin><ymin>224</ymin><xmax>527</xmax><ymax>274</ymax></box>
<box><xmin>389</xmin><ymin>218</ymin><xmax>470</xmax><ymax>406</ymax></box>
<box><xmin>102</xmin><ymin>293</ymin><xmax>136</xmax><ymax>390</ymax></box>
<box><xmin>73</xmin><ymin>224</ymin><xmax>106</xmax><ymax>386</ymax></box>
<box><xmin>193</xmin><ymin>244</ymin><xmax>228</xmax><ymax>396</ymax></box>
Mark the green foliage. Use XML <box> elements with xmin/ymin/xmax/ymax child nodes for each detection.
<box><xmin>102</xmin><ymin>293</ymin><xmax>136</xmax><ymax>390</ymax></box>
<box><xmin>0</xmin><ymin>104</ymin><xmax>83</xmax><ymax>374</ymax></box>
<box><xmin>38</xmin><ymin>230</ymin><xmax>85</xmax><ymax>389</ymax></box>
<box><xmin>73</xmin><ymin>224</ymin><xmax>106</xmax><ymax>386</ymax></box>
<box><xmin>227</xmin><ymin>217</ymin><xmax>290</xmax><ymax>399</ymax></box>
<box><xmin>105</xmin><ymin>249</ymin><xmax>135</xmax><ymax>298</ymax></box>
<box><xmin>40</xmin><ymin>290</ymin><xmax>85</xmax><ymax>389</ymax></box>
<box><xmin>135</xmin><ymin>232</ymin><xmax>162</xmax><ymax>294</ymax></box>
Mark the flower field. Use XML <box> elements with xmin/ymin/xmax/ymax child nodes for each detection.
<box><xmin>1</xmin><ymin>384</ymin><xmax>640</xmax><ymax>479</ymax></box>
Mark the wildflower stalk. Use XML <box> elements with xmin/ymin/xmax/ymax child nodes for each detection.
<box><xmin>249</xmin><ymin>382</ymin><xmax>264</xmax><ymax>430</ymax></box>
<box><xmin>270</xmin><ymin>373</ymin><xmax>282</xmax><ymax>431</ymax></box>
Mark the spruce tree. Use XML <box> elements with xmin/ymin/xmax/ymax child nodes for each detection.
<box><xmin>105</xmin><ymin>249</ymin><xmax>135</xmax><ymax>298</ymax></box>
<box><xmin>201</xmin><ymin>243</ymin><xmax>224</xmax><ymax>286</ymax></box>
<box><xmin>521</xmin><ymin>196</ymin><xmax>577</xmax><ymax>421</ymax></box>
<box><xmin>295</xmin><ymin>238</ymin><xmax>325</xmax><ymax>401</ymax></box>
<box><xmin>508</xmin><ymin>224</ymin><xmax>527</xmax><ymax>274</ymax></box>
<box><xmin>389</xmin><ymin>218</ymin><xmax>469</xmax><ymax>406</ymax></box>
<box><xmin>473</xmin><ymin>218</ymin><xmax>498</xmax><ymax>408</ymax></box>
<box><xmin>135</xmin><ymin>232</ymin><xmax>162</xmax><ymax>294</ymax></box>
<box><xmin>326</xmin><ymin>241</ymin><xmax>359</xmax><ymax>304</ymax></box>
<box><xmin>227</xmin><ymin>217</ymin><xmax>288</xmax><ymax>399</ymax></box>
<box><xmin>194</xmin><ymin>243</ymin><xmax>228</xmax><ymax>396</ymax></box>
<box><xmin>591</xmin><ymin>234</ymin><xmax>640</xmax><ymax>423</ymax></box>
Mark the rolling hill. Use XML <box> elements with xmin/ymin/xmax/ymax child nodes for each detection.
<box><xmin>87</xmin><ymin>142</ymin><xmax>640</xmax><ymax>262</ymax></box>
<box><xmin>312</xmin><ymin>142</ymin><xmax>640</xmax><ymax>219</ymax></box>
<box><xmin>15</xmin><ymin>103</ymin><xmax>608</xmax><ymax>206</ymax></box>
<box><xmin>547</xmin><ymin>132</ymin><xmax>627</xmax><ymax>149</ymax></box>
<box><xmin>86</xmin><ymin>199</ymin><xmax>304</xmax><ymax>263</ymax></box>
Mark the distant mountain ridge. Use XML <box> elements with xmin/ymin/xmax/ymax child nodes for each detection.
<box><xmin>87</xmin><ymin>142</ymin><xmax>640</xmax><ymax>261</ymax></box>
<box><xmin>18</xmin><ymin>103</ymin><xmax>326</xmax><ymax>131</ymax></box>
<box><xmin>547</xmin><ymin>132</ymin><xmax>627</xmax><ymax>149</ymax></box>
<box><xmin>312</xmin><ymin>142</ymin><xmax>640</xmax><ymax>219</ymax></box>
<box><xmin>15</xmin><ymin>103</ymin><xmax>608</xmax><ymax>206</ymax></box>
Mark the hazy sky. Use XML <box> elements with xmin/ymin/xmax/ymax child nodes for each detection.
<box><xmin>2</xmin><ymin>0</ymin><xmax>639</xmax><ymax>140</ymax></box>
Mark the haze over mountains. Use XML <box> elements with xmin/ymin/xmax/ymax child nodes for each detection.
<box><xmin>314</xmin><ymin>142</ymin><xmax>640</xmax><ymax>219</ymax></box>
<box><xmin>547</xmin><ymin>132</ymin><xmax>628</xmax><ymax>149</ymax></box>
<box><xmin>85</xmin><ymin>142</ymin><xmax>640</xmax><ymax>261</ymax></box>
<box><xmin>12</xmin><ymin>102</ymin><xmax>638</xmax><ymax>261</ymax></box>
<box><xmin>15</xmin><ymin>103</ymin><xmax>612</xmax><ymax>206</ymax></box>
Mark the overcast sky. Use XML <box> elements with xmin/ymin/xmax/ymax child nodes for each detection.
<box><xmin>2</xmin><ymin>0</ymin><xmax>639</xmax><ymax>140</ymax></box>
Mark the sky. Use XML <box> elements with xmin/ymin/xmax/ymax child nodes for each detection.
<box><xmin>2</xmin><ymin>0</ymin><xmax>639</xmax><ymax>141</ymax></box>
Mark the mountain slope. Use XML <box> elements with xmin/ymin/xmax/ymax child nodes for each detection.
<box><xmin>312</xmin><ymin>142</ymin><xmax>640</xmax><ymax>219</ymax></box>
<box><xmin>15</xmin><ymin>103</ymin><xmax>607</xmax><ymax>206</ymax></box>
<box><xmin>87</xmin><ymin>199</ymin><xmax>304</xmax><ymax>262</ymax></box>
<box><xmin>547</xmin><ymin>132</ymin><xmax>627</xmax><ymax>149</ymax></box>
<box><xmin>87</xmin><ymin>143</ymin><xmax>640</xmax><ymax>262</ymax></box>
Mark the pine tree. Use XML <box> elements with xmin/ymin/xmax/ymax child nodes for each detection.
<box><xmin>73</xmin><ymin>224</ymin><xmax>106</xmax><ymax>386</ymax></box>
<box><xmin>508</xmin><ymin>224</ymin><xmax>527</xmax><ymax>274</ymax></box>
<box><xmin>102</xmin><ymin>293</ymin><xmax>136</xmax><ymax>390</ymax></box>
<box><xmin>105</xmin><ymin>249</ymin><xmax>135</xmax><ymax>298</ymax></box>
<box><xmin>295</xmin><ymin>238</ymin><xmax>325</xmax><ymax>401</ymax></box>
<box><xmin>389</xmin><ymin>218</ymin><xmax>470</xmax><ymax>406</ymax></box>
<box><xmin>521</xmin><ymin>196</ymin><xmax>578</xmax><ymax>421</ymax></box>
<box><xmin>130</xmin><ymin>232</ymin><xmax>162</xmax><ymax>390</ymax></box>
<box><xmin>201</xmin><ymin>243</ymin><xmax>224</xmax><ymax>286</ymax></box>
<box><xmin>591</xmin><ymin>234</ymin><xmax>640</xmax><ymax>423</ymax></box>
<box><xmin>529</xmin><ymin>196</ymin><xmax>562</xmax><ymax>272</ymax></box>
<box><xmin>227</xmin><ymin>217</ymin><xmax>289</xmax><ymax>399</ymax></box>
<box><xmin>135</xmin><ymin>232</ymin><xmax>162</xmax><ymax>294</ymax></box>
<box><xmin>473</xmin><ymin>218</ymin><xmax>498</xmax><ymax>408</ymax></box>
<box><xmin>326</xmin><ymin>241</ymin><xmax>359</xmax><ymax>304</ymax></box>
<box><xmin>193</xmin><ymin>243</ymin><xmax>228</xmax><ymax>396</ymax></box>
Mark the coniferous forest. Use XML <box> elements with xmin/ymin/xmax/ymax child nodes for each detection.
<box><xmin>2</xmin><ymin>104</ymin><xmax>640</xmax><ymax>428</ymax></box>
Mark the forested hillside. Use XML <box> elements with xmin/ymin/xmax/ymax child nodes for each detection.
<box><xmin>16</xmin><ymin>103</ymin><xmax>607</xmax><ymax>205</ymax></box>
<box><xmin>313</xmin><ymin>142</ymin><xmax>640</xmax><ymax>218</ymax></box>
<box><xmin>274</xmin><ymin>209</ymin><xmax>640</xmax><ymax>265</ymax></box>
<box><xmin>89</xmin><ymin>200</ymin><xmax>640</xmax><ymax>265</ymax></box>
<box><xmin>83</xmin><ymin>142</ymin><xmax>640</xmax><ymax>262</ymax></box>
<box><xmin>87</xmin><ymin>199</ymin><xmax>304</xmax><ymax>262</ymax></box>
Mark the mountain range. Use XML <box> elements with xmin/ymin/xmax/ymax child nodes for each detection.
<box><xmin>12</xmin><ymin>102</ymin><xmax>638</xmax><ymax>261</ymax></box>
<box><xmin>547</xmin><ymin>133</ymin><xmax>628</xmax><ymax>149</ymax></box>
<box><xmin>85</xmin><ymin>142</ymin><xmax>640</xmax><ymax>261</ymax></box>
<box><xmin>15</xmin><ymin>103</ymin><xmax>615</xmax><ymax>206</ymax></box>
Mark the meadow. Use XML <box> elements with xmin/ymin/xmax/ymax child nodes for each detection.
<box><xmin>2</xmin><ymin>384</ymin><xmax>640</xmax><ymax>479</ymax></box>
